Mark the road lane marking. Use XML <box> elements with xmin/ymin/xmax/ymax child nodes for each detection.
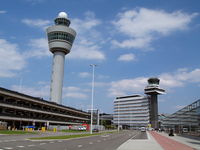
<box><xmin>78</xmin><ymin>145</ymin><xmax>82</xmax><ymax>148</ymax></box>
<box><xmin>28</xmin><ymin>145</ymin><xmax>35</xmax><ymax>147</ymax></box>
<box><xmin>58</xmin><ymin>140</ymin><xmax>63</xmax><ymax>142</ymax></box>
<box><xmin>4</xmin><ymin>147</ymin><xmax>13</xmax><ymax>150</ymax></box>
<box><xmin>16</xmin><ymin>146</ymin><xmax>24</xmax><ymax>148</ymax></box>
<box><xmin>103</xmin><ymin>138</ymin><xmax>106</xmax><ymax>141</ymax></box>
<box><xmin>49</xmin><ymin>141</ymin><xmax>55</xmax><ymax>143</ymax></box>
<box><xmin>101</xmin><ymin>135</ymin><xmax>110</xmax><ymax>137</ymax></box>
<box><xmin>89</xmin><ymin>142</ymin><xmax>93</xmax><ymax>144</ymax></box>
<box><xmin>39</xmin><ymin>143</ymin><xmax>46</xmax><ymax>145</ymax></box>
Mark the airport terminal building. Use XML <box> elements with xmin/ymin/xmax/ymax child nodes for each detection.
<box><xmin>0</xmin><ymin>87</ymin><xmax>90</xmax><ymax>129</ymax></box>
<box><xmin>162</xmin><ymin>99</ymin><xmax>200</xmax><ymax>135</ymax></box>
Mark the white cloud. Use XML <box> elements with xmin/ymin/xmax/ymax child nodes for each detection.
<box><xmin>72</xmin><ymin>11</ymin><xmax>101</xmax><ymax>34</ymax></box>
<box><xmin>109</xmin><ymin>77</ymin><xmax>147</xmax><ymax>97</ymax></box>
<box><xmin>63</xmin><ymin>86</ymin><xmax>88</xmax><ymax>99</ymax></box>
<box><xmin>24</xmin><ymin>38</ymin><xmax>50</xmax><ymax>58</ymax></box>
<box><xmin>11</xmin><ymin>84</ymin><xmax>89</xmax><ymax>100</ymax></box>
<box><xmin>108</xmin><ymin>68</ymin><xmax>200</xmax><ymax>97</ymax></box>
<box><xmin>118</xmin><ymin>53</ymin><xmax>136</xmax><ymax>62</ymax></box>
<box><xmin>70</xmin><ymin>12</ymin><xmax>105</xmax><ymax>60</ymax></box>
<box><xmin>22</xmin><ymin>19</ymin><xmax>50</xmax><ymax>30</ymax></box>
<box><xmin>0</xmin><ymin>10</ymin><xmax>7</xmax><ymax>14</ymax></box>
<box><xmin>159</xmin><ymin>68</ymin><xmax>200</xmax><ymax>88</ymax></box>
<box><xmin>63</xmin><ymin>92</ymin><xmax>88</xmax><ymax>99</ymax></box>
<box><xmin>11</xmin><ymin>84</ymin><xmax>49</xmax><ymax>98</ymax></box>
<box><xmin>70</xmin><ymin>41</ymin><xmax>105</xmax><ymax>60</ymax></box>
<box><xmin>0</xmin><ymin>39</ymin><xmax>26</xmax><ymax>77</ymax></box>
<box><xmin>79</xmin><ymin>72</ymin><xmax>91</xmax><ymax>78</ymax></box>
<box><xmin>112</xmin><ymin>8</ymin><xmax>198</xmax><ymax>49</ymax></box>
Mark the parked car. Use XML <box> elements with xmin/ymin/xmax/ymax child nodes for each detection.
<box><xmin>92</xmin><ymin>128</ymin><xmax>99</xmax><ymax>132</ymax></box>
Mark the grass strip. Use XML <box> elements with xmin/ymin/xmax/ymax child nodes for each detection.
<box><xmin>0</xmin><ymin>130</ymin><xmax>37</xmax><ymax>135</ymax></box>
<box><xmin>60</xmin><ymin>130</ymin><xmax>87</xmax><ymax>133</ymax></box>
<box><xmin>29</xmin><ymin>133</ymin><xmax>100</xmax><ymax>140</ymax></box>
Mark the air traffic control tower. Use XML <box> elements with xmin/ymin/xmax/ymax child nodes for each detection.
<box><xmin>144</xmin><ymin>78</ymin><xmax>165</xmax><ymax>129</ymax></box>
<box><xmin>47</xmin><ymin>12</ymin><xmax>76</xmax><ymax>104</ymax></box>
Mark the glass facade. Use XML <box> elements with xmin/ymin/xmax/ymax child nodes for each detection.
<box><xmin>48</xmin><ymin>32</ymin><xmax>75</xmax><ymax>44</ymax></box>
<box><xmin>162</xmin><ymin>99</ymin><xmax>200</xmax><ymax>135</ymax></box>
<box><xmin>113</xmin><ymin>95</ymin><xmax>150</xmax><ymax>129</ymax></box>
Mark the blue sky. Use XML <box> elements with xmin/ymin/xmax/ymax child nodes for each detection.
<box><xmin>0</xmin><ymin>0</ymin><xmax>200</xmax><ymax>114</ymax></box>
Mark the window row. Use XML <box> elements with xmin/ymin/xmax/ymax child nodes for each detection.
<box><xmin>48</xmin><ymin>32</ymin><xmax>75</xmax><ymax>44</ymax></box>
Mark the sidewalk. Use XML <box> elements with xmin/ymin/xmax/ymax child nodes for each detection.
<box><xmin>150</xmin><ymin>131</ymin><xmax>196</xmax><ymax>150</ymax></box>
<box><xmin>117</xmin><ymin>131</ymin><xmax>199</xmax><ymax>150</ymax></box>
<box><xmin>154</xmin><ymin>131</ymin><xmax>200</xmax><ymax>150</ymax></box>
<box><xmin>117</xmin><ymin>132</ymin><xmax>163</xmax><ymax>150</ymax></box>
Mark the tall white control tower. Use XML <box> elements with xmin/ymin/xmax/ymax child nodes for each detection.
<box><xmin>47</xmin><ymin>12</ymin><xmax>76</xmax><ymax>104</ymax></box>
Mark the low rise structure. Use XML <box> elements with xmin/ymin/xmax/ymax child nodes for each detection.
<box><xmin>162</xmin><ymin>99</ymin><xmax>200</xmax><ymax>135</ymax></box>
<box><xmin>0</xmin><ymin>87</ymin><xmax>90</xmax><ymax>130</ymax></box>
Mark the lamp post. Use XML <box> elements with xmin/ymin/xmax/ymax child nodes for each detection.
<box><xmin>118</xmin><ymin>101</ymin><xmax>120</xmax><ymax>132</ymax></box>
<box><xmin>90</xmin><ymin>64</ymin><xmax>97</xmax><ymax>134</ymax></box>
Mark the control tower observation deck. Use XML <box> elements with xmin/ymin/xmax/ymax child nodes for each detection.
<box><xmin>47</xmin><ymin>12</ymin><xmax>76</xmax><ymax>104</ymax></box>
<box><xmin>144</xmin><ymin>78</ymin><xmax>165</xmax><ymax>129</ymax></box>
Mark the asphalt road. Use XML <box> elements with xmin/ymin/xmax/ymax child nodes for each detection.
<box><xmin>0</xmin><ymin>130</ymin><xmax>146</xmax><ymax>150</ymax></box>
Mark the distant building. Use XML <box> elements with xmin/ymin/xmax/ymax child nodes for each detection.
<box><xmin>113</xmin><ymin>95</ymin><xmax>150</xmax><ymax>129</ymax></box>
<box><xmin>0</xmin><ymin>87</ymin><xmax>90</xmax><ymax>129</ymax></box>
<box><xmin>99</xmin><ymin>113</ymin><xmax>113</xmax><ymax>128</ymax></box>
<box><xmin>162</xmin><ymin>99</ymin><xmax>200</xmax><ymax>134</ymax></box>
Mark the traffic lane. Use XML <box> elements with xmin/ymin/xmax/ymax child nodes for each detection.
<box><xmin>132</xmin><ymin>131</ymin><xmax>147</xmax><ymax>139</ymax></box>
<box><xmin>77</xmin><ymin>131</ymin><xmax>137</xmax><ymax>150</ymax></box>
<box><xmin>0</xmin><ymin>130</ymin><xmax>138</xmax><ymax>150</ymax></box>
<box><xmin>37</xmin><ymin>130</ymin><xmax>137</xmax><ymax>150</ymax></box>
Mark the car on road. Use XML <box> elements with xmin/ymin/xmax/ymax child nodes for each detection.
<box><xmin>140</xmin><ymin>127</ymin><xmax>146</xmax><ymax>132</ymax></box>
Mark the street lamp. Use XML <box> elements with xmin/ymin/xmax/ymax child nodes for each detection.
<box><xmin>90</xmin><ymin>64</ymin><xmax>97</xmax><ymax>134</ymax></box>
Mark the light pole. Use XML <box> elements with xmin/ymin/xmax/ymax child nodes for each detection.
<box><xmin>90</xmin><ymin>64</ymin><xmax>97</xmax><ymax>134</ymax></box>
<box><xmin>118</xmin><ymin>101</ymin><xmax>120</xmax><ymax>132</ymax></box>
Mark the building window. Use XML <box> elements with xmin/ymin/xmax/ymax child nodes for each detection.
<box><xmin>48</xmin><ymin>32</ymin><xmax>75</xmax><ymax>44</ymax></box>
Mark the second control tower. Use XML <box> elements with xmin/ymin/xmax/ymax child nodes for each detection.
<box><xmin>144</xmin><ymin>78</ymin><xmax>165</xmax><ymax>129</ymax></box>
<box><xmin>47</xmin><ymin>12</ymin><xmax>76</xmax><ymax>104</ymax></box>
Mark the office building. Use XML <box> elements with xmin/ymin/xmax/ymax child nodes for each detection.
<box><xmin>113</xmin><ymin>95</ymin><xmax>150</xmax><ymax>129</ymax></box>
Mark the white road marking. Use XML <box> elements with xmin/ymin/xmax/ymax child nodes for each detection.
<box><xmin>49</xmin><ymin>141</ymin><xmax>55</xmax><ymax>143</ymax></box>
<box><xmin>8</xmin><ymin>140</ymin><xmax>16</xmax><ymax>142</ymax></box>
<box><xmin>101</xmin><ymin>135</ymin><xmax>110</xmax><ymax>137</ymax></box>
<box><xmin>58</xmin><ymin>140</ymin><xmax>63</xmax><ymax>142</ymax></box>
<box><xmin>39</xmin><ymin>143</ymin><xmax>46</xmax><ymax>145</ymax></box>
<box><xmin>4</xmin><ymin>147</ymin><xmax>13</xmax><ymax>150</ymax></box>
<box><xmin>78</xmin><ymin>145</ymin><xmax>82</xmax><ymax>148</ymax></box>
<box><xmin>28</xmin><ymin>145</ymin><xmax>35</xmax><ymax>147</ymax></box>
<box><xmin>103</xmin><ymin>138</ymin><xmax>106</xmax><ymax>141</ymax></box>
<box><xmin>16</xmin><ymin>146</ymin><xmax>24</xmax><ymax>148</ymax></box>
<box><xmin>97</xmin><ymin>140</ymin><xmax>101</xmax><ymax>142</ymax></box>
<box><xmin>89</xmin><ymin>142</ymin><xmax>93</xmax><ymax>144</ymax></box>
